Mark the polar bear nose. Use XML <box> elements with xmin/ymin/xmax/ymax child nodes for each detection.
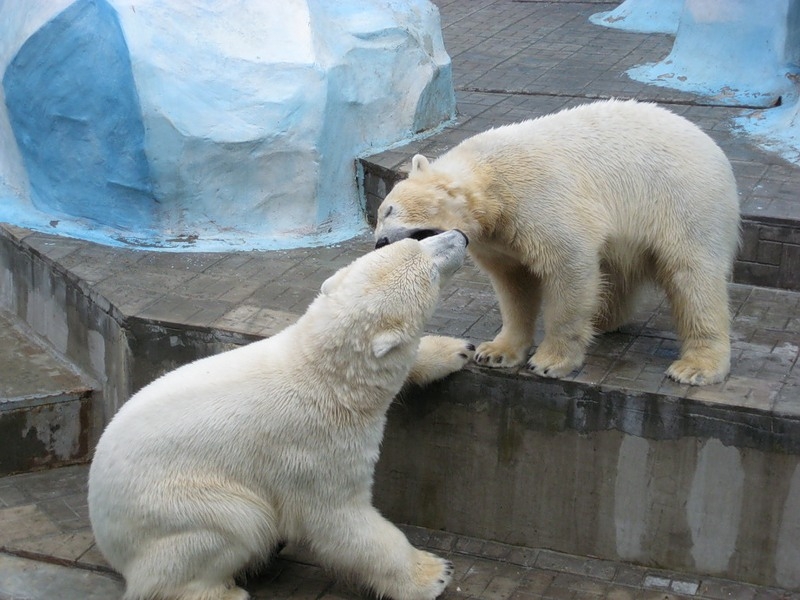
<box><xmin>375</xmin><ymin>236</ymin><xmax>390</xmax><ymax>249</ymax></box>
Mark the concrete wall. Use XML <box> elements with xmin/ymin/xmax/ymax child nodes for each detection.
<box><xmin>374</xmin><ymin>369</ymin><xmax>800</xmax><ymax>590</ymax></box>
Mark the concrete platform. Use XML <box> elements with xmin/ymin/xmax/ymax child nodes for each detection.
<box><xmin>1</xmin><ymin>0</ymin><xmax>800</xmax><ymax>597</ymax></box>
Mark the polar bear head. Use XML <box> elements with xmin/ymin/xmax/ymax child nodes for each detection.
<box><xmin>374</xmin><ymin>155</ymin><xmax>481</xmax><ymax>249</ymax></box>
<box><xmin>307</xmin><ymin>229</ymin><xmax>468</xmax><ymax>363</ymax></box>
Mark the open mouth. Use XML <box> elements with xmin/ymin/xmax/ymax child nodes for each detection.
<box><xmin>409</xmin><ymin>228</ymin><xmax>445</xmax><ymax>241</ymax></box>
<box><xmin>375</xmin><ymin>228</ymin><xmax>454</xmax><ymax>249</ymax></box>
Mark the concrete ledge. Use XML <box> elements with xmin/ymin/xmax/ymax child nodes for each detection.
<box><xmin>376</xmin><ymin>369</ymin><xmax>800</xmax><ymax>590</ymax></box>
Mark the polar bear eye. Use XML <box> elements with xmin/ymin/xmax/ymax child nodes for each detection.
<box><xmin>383</xmin><ymin>205</ymin><xmax>393</xmax><ymax>219</ymax></box>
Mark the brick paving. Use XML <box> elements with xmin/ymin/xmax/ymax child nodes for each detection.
<box><xmin>2</xmin><ymin>0</ymin><xmax>800</xmax><ymax>598</ymax></box>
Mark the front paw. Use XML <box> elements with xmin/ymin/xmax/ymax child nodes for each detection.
<box><xmin>474</xmin><ymin>339</ymin><xmax>526</xmax><ymax>368</ymax></box>
<box><xmin>411</xmin><ymin>550</ymin><xmax>453</xmax><ymax>600</ymax></box>
<box><xmin>526</xmin><ymin>345</ymin><xmax>584</xmax><ymax>378</ymax></box>
<box><xmin>423</xmin><ymin>335</ymin><xmax>474</xmax><ymax>369</ymax></box>
<box><xmin>408</xmin><ymin>336</ymin><xmax>475</xmax><ymax>386</ymax></box>
<box><xmin>666</xmin><ymin>357</ymin><xmax>728</xmax><ymax>386</ymax></box>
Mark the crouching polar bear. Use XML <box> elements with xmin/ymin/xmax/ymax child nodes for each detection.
<box><xmin>375</xmin><ymin>99</ymin><xmax>740</xmax><ymax>385</ymax></box>
<box><xmin>88</xmin><ymin>230</ymin><xmax>473</xmax><ymax>600</ymax></box>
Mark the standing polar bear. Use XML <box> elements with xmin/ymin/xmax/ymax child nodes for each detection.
<box><xmin>375</xmin><ymin>99</ymin><xmax>740</xmax><ymax>385</ymax></box>
<box><xmin>88</xmin><ymin>230</ymin><xmax>473</xmax><ymax>600</ymax></box>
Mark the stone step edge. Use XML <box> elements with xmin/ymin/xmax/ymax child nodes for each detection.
<box><xmin>0</xmin><ymin>389</ymin><xmax>95</xmax><ymax>411</ymax></box>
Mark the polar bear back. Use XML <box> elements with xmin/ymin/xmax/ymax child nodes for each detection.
<box><xmin>435</xmin><ymin>99</ymin><xmax>739</xmax><ymax>256</ymax></box>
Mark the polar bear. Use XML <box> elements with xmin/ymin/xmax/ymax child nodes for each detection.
<box><xmin>374</xmin><ymin>99</ymin><xmax>740</xmax><ymax>385</ymax></box>
<box><xmin>88</xmin><ymin>230</ymin><xmax>473</xmax><ymax>600</ymax></box>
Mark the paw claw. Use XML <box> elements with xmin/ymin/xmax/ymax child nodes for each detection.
<box><xmin>473</xmin><ymin>339</ymin><xmax>527</xmax><ymax>369</ymax></box>
<box><xmin>527</xmin><ymin>344</ymin><xmax>584</xmax><ymax>379</ymax></box>
<box><xmin>410</xmin><ymin>551</ymin><xmax>452</xmax><ymax>599</ymax></box>
<box><xmin>666</xmin><ymin>356</ymin><xmax>728</xmax><ymax>386</ymax></box>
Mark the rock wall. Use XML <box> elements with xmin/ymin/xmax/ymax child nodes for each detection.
<box><xmin>0</xmin><ymin>0</ymin><xmax>455</xmax><ymax>250</ymax></box>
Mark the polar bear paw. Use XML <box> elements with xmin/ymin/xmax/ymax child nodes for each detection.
<box><xmin>666</xmin><ymin>358</ymin><xmax>728</xmax><ymax>386</ymax></box>
<box><xmin>474</xmin><ymin>340</ymin><xmax>527</xmax><ymax>368</ymax></box>
<box><xmin>408</xmin><ymin>336</ymin><xmax>475</xmax><ymax>386</ymax></box>
<box><xmin>409</xmin><ymin>550</ymin><xmax>454</xmax><ymax>600</ymax></box>
<box><xmin>527</xmin><ymin>347</ymin><xmax>584</xmax><ymax>378</ymax></box>
<box><xmin>666</xmin><ymin>341</ymin><xmax>730</xmax><ymax>386</ymax></box>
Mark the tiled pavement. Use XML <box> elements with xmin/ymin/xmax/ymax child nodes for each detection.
<box><xmin>3</xmin><ymin>464</ymin><xmax>799</xmax><ymax>600</ymax></box>
<box><xmin>2</xmin><ymin>0</ymin><xmax>800</xmax><ymax>598</ymax></box>
<box><xmin>7</xmin><ymin>226</ymin><xmax>799</xmax><ymax>414</ymax></box>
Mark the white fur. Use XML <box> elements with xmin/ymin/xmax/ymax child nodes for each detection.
<box><xmin>88</xmin><ymin>231</ymin><xmax>473</xmax><ymax>600</ymax></box>
<box><xmin>375</xmin><ymin>99</ymin><xmax>740</xmax><ymax>385</ymax></box>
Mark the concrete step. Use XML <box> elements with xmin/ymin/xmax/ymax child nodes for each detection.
<box><xmin>0</xmin><ymin>464</ymin><xmax>792</xmax><ymax>600</ymax></box>
<box><xmin>0</xmin><ymin>309</ymin><xmax>96</xmax><ymax>476</ymax></box>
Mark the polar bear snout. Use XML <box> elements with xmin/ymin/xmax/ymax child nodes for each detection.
<box><xmin>375</xmin><ymin>227</ymin><xmax>468</xmax><ymax>249</ymax></box>
<box><xmin>453</xmin><ymin>228</ymin><xmax>469</xmax><ymax>246</ymax></box>
<box><xmin>419</xmin><ymin>229</ymin><xmax>469</xmax><ymax>278</ymax></box>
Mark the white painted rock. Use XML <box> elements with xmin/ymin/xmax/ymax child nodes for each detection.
<box><xmin>0</xmin><ymin>0</ymin><xmax>454</xmax><ymax>250</ymax></box>
<box><xmin>590</xmin><ymin>0</ymin><xmax>682</xmax><ymax>34</ymax></box>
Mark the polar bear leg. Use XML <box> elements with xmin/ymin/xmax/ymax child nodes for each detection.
<box><xmin>407</xmin><ymin>335</ymin><xmax>475</xmax><ymax>386</ymax></box>
<box><xmin>474</xmin><ymin>259</ymin><xmax>542</xmax><ymax>368</ymax></box>
<box><xmin>661</xmin><ymin>268</ymin><xmax>731</xmax><ymax>385</ymax></box>
<box><xmin>593</xmin><ymin>262</ymin><xmax>645</xmax><ymax>333</ymax></box>
<box><xmin>311</xmin><ymin>506</ymin><xmax>453</xmax><ymax>600</ymax></box>
<box><xmin>120</xmin><ymin>487</ymin><xmax>279</xmax><ymax>600</ymax></box>
<box><xmin>528</xmin><ymin>260</ymin><xmax>602</xmax><ymax>378</ymax></box>
<box><xmin>122</xmin><ymin>531</ymin><xmax>255</xmax><ymax>600</ymax></box>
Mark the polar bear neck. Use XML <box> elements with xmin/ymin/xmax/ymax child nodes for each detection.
<box><xmin>290</xmin><ymin>311</ymin><xmax>420</xmax><ymax>419</ymax></box>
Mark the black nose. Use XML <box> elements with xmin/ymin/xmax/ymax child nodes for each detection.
<box><xmin>454</xmin><ymin>229</ymin><xmax>469</xmax><ymax>246</ymax></box>
<box><xmin>375</xmin><ymin>237</ymin><xmax>390</xmax><ymax>249</ymax></box>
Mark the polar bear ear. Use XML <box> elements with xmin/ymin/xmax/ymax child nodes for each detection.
<box><xmin>372</xmin><ymin>330</ymin><xmax>405</xmax><ymax>358</ymax></box>
<box><xmin>411</xmin><ymin>154</ymin><xmax>431</xmax><ymax>174</ymax></box>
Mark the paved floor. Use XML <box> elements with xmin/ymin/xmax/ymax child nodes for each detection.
<box><xmin>2</xmin><ymin>0</ymin><xmax>800</xmax><ymax>598</ymax></box>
